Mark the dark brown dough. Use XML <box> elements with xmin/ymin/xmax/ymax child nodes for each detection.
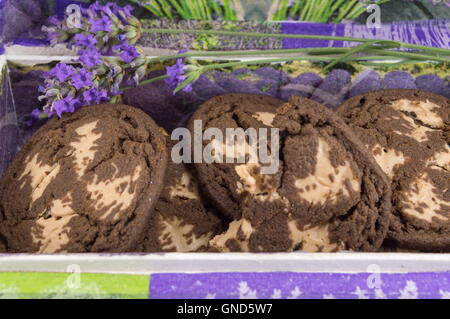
<box><xmin>338</xmin><ymin>89</ymin><xmax>450</xmax><ymax>251</ymax></box>
<box><xmin>0</xmin><ymin>104</ymin><xmax>168</xmax><ymax>253</ymax></box>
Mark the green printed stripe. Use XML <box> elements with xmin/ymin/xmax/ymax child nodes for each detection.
<box><xmin>0</xmin><ymin>272</ymin><xmax>150</xmax><ymax>299</ymax></box>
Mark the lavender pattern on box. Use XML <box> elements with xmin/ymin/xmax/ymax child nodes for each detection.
<box><xmin>5</xmin><ymin>2</ymin><xmax>450</xmax><ymax>51</ymax></box>
<box><xmin>345</xmin><ymin>19</ymin><xmax>450</xmax><ymax>49</ymax></box>
<box><xmin>281</xmin><ymin>20</ymin><xmax>450</xmax><ymax>49</ymax></box>
<box><xmin>150</xmin><ymin>272</ymin><xmax>450</xmax><ymax>299</ymax></box>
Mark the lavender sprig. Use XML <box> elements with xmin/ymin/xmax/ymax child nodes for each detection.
<box><xmin>39</xmin><ymin>2</ymin><xmax>148</xmax><ymax>119</ymax></box>
<box><xmin>43</xmin><ymin>2</ymin><xmax>141</xmax><ymax>54</ymax></box>
<box><xmin>37</xmin><ymin>63</ymin><xmax>108</xmax><ymax>118</ymax></box>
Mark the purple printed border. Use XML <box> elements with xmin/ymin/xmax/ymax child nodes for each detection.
<box><xmin>281</xmin><ymin>20</ymin><xmax>450</xmax><ymax>49</ymax></box>
<box><xmin>150</xmin><ymin>272</ymin><xmax>450</xmax><ymax>299</ymax></box>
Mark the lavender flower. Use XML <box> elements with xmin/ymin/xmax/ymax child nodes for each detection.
<box><xmin>39</xmin><ymin>63</ymin><xmax>115</xmax><ymax>119</ymax></box>
<box><xmin>74</xmin><ymin>34</ymin><xmax>97</xmax><ymax>49</ymax></box>
<box><xmin>101</xmin><ymin>2</ymin><xmax>123</xmax><ymax>17</ymax></box>
<box><xmin>113</xmin><ymin>42</ymin><xmax>140</xmax><ymax>63</ymax></box>
<box><xmin>38</xmin><ymin>2</ymin><xmax>150</xmax><ymax>119</ymax></box>
<box><xmin>165</xmin><ymin>51</ymin><xmax>195</xmax><ymax>94</ymax></box>
<box><xmin>88</xmin><ymin>2</ymin><xmax>105</xmax><ymax>12</ymax></box>
<box><xmin>72</xmin><ymin>68</ymin><xmax>94</xmax><ymax>90</ymax></box>
<box><xmin>48</xmin><ymin>63</ymin><xmax>75</xmax><ymax>82</ymax></box>
<box><xmin>31</xmin><ymin>108</ymin><xmax>44</xmax><ymax>119</ymax></box>
<box><xmin>83</xmin><ymin>87</ymin><xmax>108</xmax><ymax>105</ymax></box>
<box><xmin>120</xmin><ymin>5</ymin><xmax>134</xmax><ymax>18</ymax></box>
<box><xmin>78</xmin><ymin>49</ymin><xmax>103</xmax><ymax>68</ymax></box>
<box><xmin>26</xmin><ymin>108</ymin><xmax>47</xmax><ymax>127</ymax></box>
<box><xmin>44</xmin><ymin>2</ymin><xmax>141</xmax><ymax>54</ymax></box>
<box><xmin>53</xmin><ymin>96</ymin><xmax>81</xmax><ymax>118</ymax></box>
<box><xmin>89</xmin><ymin>15</ymin><xmax>113</xmax><ymax>32</ymax></box>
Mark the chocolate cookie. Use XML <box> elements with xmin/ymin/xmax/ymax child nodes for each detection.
<box><xmin>338</xmin><ymin>89</ymin><xmax>450</xmax><ymax>251</ymax></box>
<box><xmin>0</xmin><ymin>104</ymin><xmax>168</xmax><ymax>253</ymax></box>
<box><xmin>210</xmin><ymin>96</ymin><xmax>391</xmax><ymax>252</ymax></box>
<box><xmin>142</xmin><ymin>143</ymin><xmax>223</xmax><ymax>252</ymax></box>
<box><xmin>187</xmin><ymin>93</ymin><xmax>284</xmax><ymax>220</ymax></box>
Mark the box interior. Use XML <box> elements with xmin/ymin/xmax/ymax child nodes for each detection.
<box><xmin>1</xmin><ymin>53</ymin><xmax>450</xmax><ymax>275</ymax></box>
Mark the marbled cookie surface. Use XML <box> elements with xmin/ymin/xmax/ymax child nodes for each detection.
<box><xmin>142</xmin><ymin>143</ymin><xmax>223</xmax><ymax>252</ymax></box>
<box><xmin>0</xmin><ymin>104</ymin><xmax>168</xmax><ymax>253</ymax></box>
<box><xmin>188</xmin><ymin>93</ymin><xmax>284</xmax><ymax>220</ymax></box>
<box><xmin>211</xmin><ymin>96</ymin><xmax>391</xmax><ymax>252</ymax></box>
<box><xmin>338</xmin><ymin>89</ymin><xmax>450</xmax><ymax>251</ymax></box>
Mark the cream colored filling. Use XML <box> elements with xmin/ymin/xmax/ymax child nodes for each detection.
<box><xmin>252</xmin><ymin>112</ymin><xmax>275</xmax><ymax>127</ymax></box>
<box><xmin>372</xmin><ymin>144</ymin><xmax>406</xmax><ymax>178</ymax></box>
<box><xmin>210</xmin><ymin>137</ymin><xmax>257</xmax><ymax>163</ymax></box>
<box><xmin>210</xmin><ymin>134</ymin><xmax>275</xmax><ymax>195</ymax></box>
<box><xmin>69</xmin><ymin>121</ymin><xmax>102</xmax><ymax>175</ymax></box>
<box><xmin>428</xmin><ymin>145</ymin><xmax>450</xmax><ymax>171</ymax></box>
<box><xmin>391</xmin><ymin>99</ymin><xmax>444</xmax><ymax>129</ymax></box>
<box><xmin>158</xmin><ymin>216</ymin><xmax>212</xmax><ymax>252</ymax></box>
<box><xmin>169</xmin><ymin>172</ymin><xmax>199</xmax><ymax>200</ymax></box>
<box><xmin>209</xmin><ymin>219</ymin><xmax>253</xmax><ymax>252</ymax></box>
<box><xmin>235</xmin><ymin>162</ymin><xmax>277</xmax><ymax>196</ymax></box>
<box><xmin>87</xmin><ymin>164</ymin><xmax>142</xmax><ymax>221</ymax></box>
<box><xmin>294</xmin><ymin>139</ymin><xmax>360</xmax><ymax>205</ymax></box>
<box><xmin>31</xmin><ymin>197</ymin><xmax>76</xmax><ymax>253</ymax></box>
<box><xmin>32</xmin><ymin>215</ymin><xmax>75</xmax><ymax>253</ymax></box>
<box><xmin>48</xmin><ymin>197</ymin><xmax>76</xmax><ymax>218</ymax></box>
<box><xmin>19</xmin><ymin>154</ymin><xmax>60</xmax><ymax>203</ymax></box>
<box><xmin>400</xmin><ymin>172</ymin><xmax>448</xmax><ymax>223</ymax></box>
<box><xmin>396</xmin><ymin>114</ymin><xmax>435</xmax><ymax>143</ymax></box>
<box><xmin>288</xmin><ymin>220</ymin><xmax>342</xmax><ymax>252</ymax></box>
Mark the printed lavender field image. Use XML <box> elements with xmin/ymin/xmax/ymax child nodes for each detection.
<box><xmin>0</xmin><ymin>0</ymin><xmax>449</xmax><ymax>301</ymax></box>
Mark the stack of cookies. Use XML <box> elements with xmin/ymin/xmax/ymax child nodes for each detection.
<box><xmin>0</xmin><ymin>89</ymin><xmax>448</xmax><ymax>253</ymax></box>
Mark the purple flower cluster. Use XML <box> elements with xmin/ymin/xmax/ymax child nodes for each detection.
<box><xmin>165</xmin><ymin>50</ymin><xmax>193</xmax><ymax>94</ymax></box>
<box><xmin>44</xmin><ymin>2</ymin><xmax>141</xmax><ymax>55</ymax></box>
<box><xmin>37</xmin><ymin>63</ymin><xmax>109</xmax><ymax>119</ymax></box>
<box><xmin>45</xmin><ymin>1</ymin><xmax>143</xmax><ymax>68</ymax></box>
<box><xmin>78</xmin><ymin>49</ymin><xmax>102</xmax><ymax>68</ymax></box>
<box><xmin>37</xmin><ymin>2</ymin><xmax>149</xmax><ymax>120</ymax></box>
<box><xmin>165</xmin><ymin>59</ymin><xmax>191</xmax><ymax>93</ymax></box>
<box><xmin>37</xmin><ymin>2</ymin><xmax>194</xmax><ymax>122</ymax></box>
<box><xmin>113</xmin><ymin>42</ymin><xmax>140</xmax><ymax>63</ymax></box>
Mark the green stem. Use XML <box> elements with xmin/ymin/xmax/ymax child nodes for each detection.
<box><xmin>199</xmin><ymin>56</ymin><xmax>336</xmax><ymax>71</ymax></box>
<box><xmin>142</xmin><ymin>45</ymin><xmax>450</xmax><ymax>67</ymax></box>
<box><xmin>142</xmin><ymin>28</ymin><xmax>450</xmax><ymax>56</ymax></box>
<box><xmin>360</xmin><ymin>60</ymin><xmax>422</xmax><ymax>68</ymax></box>
<box><xmin>323</xmin><ymin>40</ymin><xmax>379</xmax><ymax>71</ymax></box>
<box><xmin>120</xmin><ymin>55</ymin><xmax>393</xmax><ymax>92</ymax></box>
<box><xmin>365</xmin><ymin>48</ymin><xmax>450</xmax><ymax>64</ymax></box>
<box><xmin>142</xmin><ymin>40</ymin><xmax>442</xmax><ymax>62</ymax></box>
<box><xmin>195</xmin><ymin>55</ymin><xmax>397</xmax><ymax>72</ymax></box>
<box><xmin>144</xmin><ymin>47</ymin><xmax>355</xmax><ymax>64</ymax></box>
<box><xmin>120</xmin><ymin>74</ymin><xmax>168</xmax><ymax>91</ymax></box>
